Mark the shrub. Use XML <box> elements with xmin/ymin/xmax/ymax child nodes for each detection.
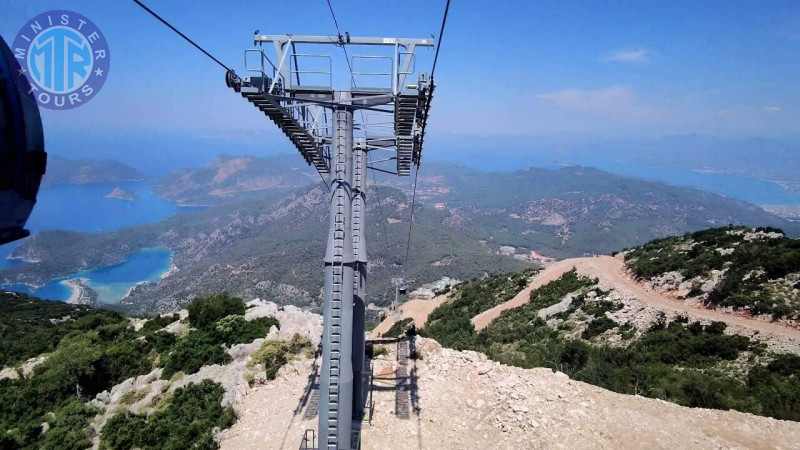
<box><xmin>212</xmin><ymin>315</ymin><xmax>279</xmax><ymax>345</ymax></box>
<box><xmin>382</xmin><ymin>318</ymin><xmax>413</xmax><ymax>338</ymax></box>
<box><xmin>158</xmin><ymin>331</ymin><xmax>231</xmax><ymax>379</ymax></box>
<box><xmin>144</xmin><ymin>330</ymin><xmax>177</xmax><ymax>354</ymax></box>
<box><xmin>581</xmin><ymin>316</ymin><xmax>617</xmax><ymax>340</ymax></box>
<box><xmin>96</xmin><ymin>339</ymin><xmax>155</xmax><ymax>387</ymax></box>
<box><xmin>39</xmin><ymin>401</ymin><xmax>100</xmax><ymax>450</ymax></box>
<box><xmin>250</xmin><ymin>334</ymin><xmax>313</xmax><ymax>380</ymax></box>
<box><xmin>100</xmin><ymin>380</ymin><xmax>236</xmax><ymax>450</ymax></box>
<box><xmin>370</xmin><ymin>345</ymin><xmax>389</xmax><ymax>358</ymax></box>
<box><xmin>187</xmin><ymin>293</ymin><xmax>246</xmax><ymax>329</ymax></box>
<box><xmin>120</xmin><ymin>388</ymin><xmax>149</xmax><ymax>406</ymax></box>
<box><xmin>138</xmin><ymin>314</ymin><xmax>180</xmax><ymax>335</ymax></box>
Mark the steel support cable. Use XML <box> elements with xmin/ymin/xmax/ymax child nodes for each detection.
<box><xmin>403</xmin><ymin>164</ymin><xmax>420</xmax><ymax>269</ymax></box>
<box><xmin>430</xmin><ymin>0</ymin><xmax>451</xmax><ymax>79</ymax></box>
<box><xmin>368</xmin><ymin>155</ymin><xmax>392</xmax><ymax>257</ymax></box>
<box><xmin>133</xmin><ymin>0</ymin><xmax>331</xmax><ymax>192</ymax></box>
<box><xmin>418</xmin><ymin>0</ymin><xmax>450</xmax><ymax>144</ymax></box>
<box><xmin>324</xmin><ymin>0</ymin><xmax>358</xmax><ymax>88</ymax></box>
<box><xmin>403</xmin><ymin>0</ymin><xmax>450</xmax><ymax>272</ymax></box>
<box><xmin>323</xmin><ymin>0</ymin><xmax>367</xmax><ymax>195</ymax></box>
<box><xmin>132</xmin><ymin>0</ymin><xmax>230</xmax><ymax>71</ymax></box>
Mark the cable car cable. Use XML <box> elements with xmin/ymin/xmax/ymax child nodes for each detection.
<box><xmin>132</xmin><ymin>0</ymin><xmax>231</xmax><ymax>72</ymax></box>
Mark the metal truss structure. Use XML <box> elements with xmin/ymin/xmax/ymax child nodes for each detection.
<box><xmin>226</xmin><ymin>33</ymin><xmax>434</xmax><ymax>450</ymax></box>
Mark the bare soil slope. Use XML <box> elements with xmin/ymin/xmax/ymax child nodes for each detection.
<box><xmin>372</xmin><ymin>295</ymin><xmax>448</xmax><ymax>336</ymax></box>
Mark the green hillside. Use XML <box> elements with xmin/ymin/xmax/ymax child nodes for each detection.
<box><xmin>42</xmin><ymin>156</ymin><xmax>144</xmax><ymax>188</ymax></box>
<box><xmin>0</xmin><ymin>291</ymin><xmax>286</xmax><ymax>449</ymax></box>
<box><xmin>421</xmin><ymin>270</ymin><xmax>800</xmax><ymax>422</ymax></box>
<box><xmin>4</xmin><ymin>156</ymin><xmax>799</xmax><ymax>315</ymax></box>
<box><xmin>625</xmin><ymin>226</ymin><xmax>800</xmax><ymax>320</ymax></box>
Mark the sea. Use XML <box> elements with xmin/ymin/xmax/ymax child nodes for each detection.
<box><xmin>1</xmin><ymin>163</ymin><xmax>798</xmax><ymax>304</ymax></box>
<box><xmin>431</xmin><ymin>148</ymin><xmax>800</xmax><ymax>205</ymax></box>
<box><xmin>0</xmin><ymin>181</ymin><xmax>199</xmax><ymax>304</ymax></box>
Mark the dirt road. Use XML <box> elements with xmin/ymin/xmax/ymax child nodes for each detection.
<box><xmin>371</xmin><ymin>295</ymin><xmax>448</xmax><ymax>337</ymax></box>
<box><xmin>471</xmin><ymin>256</ymin><xmax>800</xmax><ymax>341</ymax></box>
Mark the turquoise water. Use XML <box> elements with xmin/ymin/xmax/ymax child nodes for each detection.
<box><xmin>0</xmin><ymin>181</ymin><xmax>199</xmax><ymax>269</ymax></box>
<box><xmin>1</xmin><ymin>247</ymin><xmax>172</xmax><ymax>304</ymax></box>
<box><xmin>0</xmin><ymin>181</ymin><xmax>186</xmax><ymax>303</ymax></box>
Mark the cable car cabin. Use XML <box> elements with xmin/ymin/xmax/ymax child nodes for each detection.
<box><xmin>0</xmin><ymin>37</ymin><xmax>46</xmax><ymax>245</ymax></box>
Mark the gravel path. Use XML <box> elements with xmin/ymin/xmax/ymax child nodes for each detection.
<box><xmin>472</xmin><ymin>256</ymin><xmax>800</xmax><ymax>344</ymax></box>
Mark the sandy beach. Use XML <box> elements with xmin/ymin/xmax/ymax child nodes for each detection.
<box><xmin>61</xmin><ymin>278</ymin><xmax>86</xmax><ymax>305</ymax></box>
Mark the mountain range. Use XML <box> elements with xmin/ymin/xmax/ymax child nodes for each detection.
<box><xmin>42</xmin><ymin>156</ymin><xmax>144</xmax><ymax>188</ymax></box>
<box><xmin>3</xmin><ymin>154</ymin><xmax>798</xmax><ymax>314</ymax></box>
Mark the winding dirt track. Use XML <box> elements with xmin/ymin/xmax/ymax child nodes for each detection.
<box><xmin>371</xmin><ymin>295</ymin><xmax>449</xmax><ymax>337</ymax></box>
<box><xmin>471</xmin><ymin>256</ymin><xmax>800</xmax><ymax>340</ymax></box>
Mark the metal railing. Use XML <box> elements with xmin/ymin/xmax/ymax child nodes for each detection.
<box><xmin>397</xmin><ymin>51</ymin><xmax>416</xmax><ymax>75</ymax></box>
<box><xmin>290</xmin><ymin>54</ymin><xmax>333</xmax><ymax>90</ymax></box>
<box><xmin>244</xmin><ymin>48</ymin><xmax>284</xmax><ymax>93</ymax></box>
<box><xmin>299</xmin><ymin>429</ymin><xmax>316</xmax><ymax>450</ymax></box>
<box><xmin>351</xmin><ymin>55</ymin><xmax>393</xmax><ymax>89</ymax></box>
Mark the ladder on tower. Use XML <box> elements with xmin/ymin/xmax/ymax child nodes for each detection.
<box><xmin>239</xmin><ymin>80</ymin><xmax>329</xmax><ymax>174</ymax></box>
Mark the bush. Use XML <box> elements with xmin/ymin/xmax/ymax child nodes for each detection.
<box><xmin>581</xmin><ymin>316</ymin><xmax>617</xmax><ymax>340</ymax></box>
<box><xmin>39</xmin><ymin>401</ymin><xmax>100</xmax><ymax>450</ymax></box>
<box><xmin>100</xmin><ymin>380</ymin><xmax>236</xmax><ymax>450</ymax></box>
<box><xmin>250</xmin><ymin>334</ymin><xmax>313</xmax><ymax>380</ymax></box>
<box><xmin>187</xmin><ymin>293</ymin><xmax>246</xmax><ymax>329</ymax></box>
<box><xmin>370</xmin><ymin>345</ymin><xmax>389</xmax><ymax>358</ymax></box>
<box><xmin>144</xmin><ymin>330</ymin><xmax>177</xmax><ymax>354</ymax></box>
<box><xmin>212</xmin><ymin>315</ymin><xmax>279</xmax><ymax>345</ymax></box>
<box><xmin>158</xmin><ymin>331</ymin><xmax>231</xmax><ymax>379</ymax></box>
<box><xmin>381</xmin><ymin>318</ymin><xmax>413</xmax><ymax>338</ymax></box>
<box><xmin>138</xmin><ymin>314</ymin><xmax>180</xmax><ymax>335</ymax></box>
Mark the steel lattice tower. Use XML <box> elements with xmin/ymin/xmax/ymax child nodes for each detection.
<box><xmin>226</xmin><ymin>33</ymin><xmax>434</xmax><ymax>450</ymax></box>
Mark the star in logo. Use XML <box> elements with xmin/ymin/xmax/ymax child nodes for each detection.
<box><xmin>94</xmin><ymin>68</ymin><xmax>104</xmax><ymax>77</ymax></box>
<box><xmin>17</xmin><ymin>67</ymin><xmax>26</xmax><ymax>75</ymax></box>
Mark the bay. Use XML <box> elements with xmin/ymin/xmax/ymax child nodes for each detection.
<box><xmin>0</xmin><ymin>180</ymin><xmax>198</xmax><ymax>268</ymax></box>
<box><xmin>1</xmin><ymin>247</ymin><xmax>172</xmax><ymax>304</ymax></box>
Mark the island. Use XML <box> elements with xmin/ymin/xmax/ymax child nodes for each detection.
<box><xmin>105</xmin><ymin>187</ymin><xmax>138</xmax><ymax>201</ymax></box>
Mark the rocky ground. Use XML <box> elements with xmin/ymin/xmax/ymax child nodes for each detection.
<box><xmin>84</xmin><ymin>299</ymin><xmax>321</xmax><ymax>449</ymax></box>
<box><xmin>219</xmin><ymin>337</ymin><xmax>800</xmax><ymax>449</ymax></box>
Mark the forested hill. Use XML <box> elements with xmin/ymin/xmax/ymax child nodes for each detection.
<box><xmin>3</xmin><ymin>155</ymin><xmax>799</xmax><ymax>315</ymax></box>
<box><xmin>42</xmin><ymin>156</ymin><xmax>144</xmax><ymax>188</ymax></box>
<box><xmin>154</xmin><ymin>155</ymin><xmax>318</xmax><ymax>205</ymax></box>
<box><xmin>0</xmin><ymin>291</ymin><xmax>297</xmax><ymax>449</ymax></box>
<box><xmin>624</xmin><ymin>226</ymin><xmax>800</xmax><ymax>321</ymax></box>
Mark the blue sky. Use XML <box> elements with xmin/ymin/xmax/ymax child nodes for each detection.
<box><xmin>2</xmin><ymin>0</ymin><xmax>799</xmax><ymax>171</ymax></box>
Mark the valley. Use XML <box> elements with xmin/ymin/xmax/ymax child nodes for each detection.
<box><xmin>2</xmin><ymin>155</ymin><xmax>799</xmax><ymax>316</ymax></box>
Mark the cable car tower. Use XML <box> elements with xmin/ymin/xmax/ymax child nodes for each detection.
<box><xmin>226</xmin><ymin>33</ymin><xmax>435</xmax><ymax>449</ymax></box>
